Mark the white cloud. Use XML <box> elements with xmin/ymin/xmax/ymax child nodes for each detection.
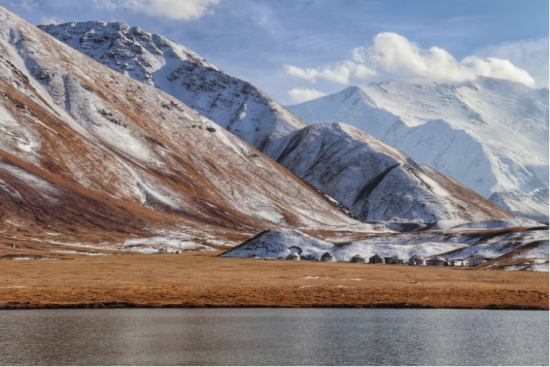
<box><xmin>94</xmin><ymin>0</ymin><xmax>220</xmax><ymax>20</ymax></box>
<box><xmin>39</xmin><ymin>17</ymin><xmax>60</xmax><ymax>25</ymax></box>
<box><xmin>288</xmin><ymin>88</ymin><xmax>327</xmax><ymax>103</ymax></box>
<box><xmin>287</xmin><ymin>32</ymin><xmax>537</xmax><ymax>87</ymax></box>
<box><xmin>359</xmin><ymin>32</ymin><xmax>535</xmax><ymax>87</ymax></box>
<box><xmin>474</xmin><ymin>39</ymin><xmax>549</xmax><ymax>88</ymax></box>
<box><xmin>285</xmin><ymin>61</ymin><xmax>376</xmax><ymax>84</ymax></box>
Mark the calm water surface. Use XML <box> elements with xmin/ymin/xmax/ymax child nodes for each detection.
<box><xmin>0</xmin><ymin>309</ymin><xmax>548</xmax><ymax>365</ymax></box>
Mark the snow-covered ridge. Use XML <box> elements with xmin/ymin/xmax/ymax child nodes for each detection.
<box><xmin>286</xmin><ymin>78</ymin><xmax>549</xmax><ymax>201</ymax></box>
<box><xmin>489</xmin><ymin>188</ymin><xmax>549</xmax><ymax>222</ymax></box>
<box><xmin>39</xmin><ymin>21</ymin><xmax>308</xmax><ymax>150</ymax></box>
<box><xmin>264</xmin><ymin>122</ymin><xmax>515</xmax><ymax>223</ymax></box>
<box><xmin>39</xmin><ymin>19</ymin><xmax>522</xmax><ymax>226</ymax></box>
<box><xmin>0</xmin><ymin>5</ymin><xmax>365</xmax><ymax>242</ymax></box>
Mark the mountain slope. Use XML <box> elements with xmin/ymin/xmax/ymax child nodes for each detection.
<box><xmin>264</xmin><ymin>123</ymin><xmax>515</xmax><ymax>223</ymax></box>
<box><xmin>39</xmin><ymin>19</ymin><xmax>524</xmax><ymax>226</ymax></box>
<box><xmin>0</xmin><ymin>6</ymin><xmax>366</xmax><ymax>249</ymax></box>
<box><xmin>489</xmin><ymin>188</ymin><xmax>549</xmax><ymax>222</ymax></box>
<box><xmin>38</xmin><ymin>21</ymin><xmax>308</xmax><ymax>150</ymax></box>
<box><xmin>287</xmin><ymin>79</ymin><xmax>549</xmax><ymax>199</ymax></box>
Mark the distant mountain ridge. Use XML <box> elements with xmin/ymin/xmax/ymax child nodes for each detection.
<box><xmin>286</xmin><ymin>78</ymin><xmax>549</xmax><ymax>199</ymax></box>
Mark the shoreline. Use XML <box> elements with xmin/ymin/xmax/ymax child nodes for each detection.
<box><xmin>1</xmin><ymin>302</ymin><xmax>547</xmax><ymax>310</ymax></box>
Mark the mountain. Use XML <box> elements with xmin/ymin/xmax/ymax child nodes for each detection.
<box><xmin>39</xmin><ymin>20</ymin><xmax>525</xmax><ymax>226</ymax></box>
<box><xmin>38</xmin><ymin>21</ymin><xmax>307</xmax><ymax>151</ymax></box>
<box><xmin>0</xmin><ymin>5</ymin><xmax>368</xmax><ymax>251</ymax></box>
<box><xmin>489</xmin><ymin>188</ymin><xmax>549</xmax><ymax>222</ymax></box>
<box><xmin>264</xmin><ymin>123</ymin><xmax>515</xmax><ymax>224</ymax></box>
<box><xmin>286</xmin><ymin>78</ymin><xmax>549</xmax><ymax>200</ymax></box>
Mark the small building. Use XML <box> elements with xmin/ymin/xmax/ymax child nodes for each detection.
<box><xmin>158</xmin><ymin>248</ymin><xmax>166</xmax><ymax>254</ymax></box>
<box><xmin>350</xmin><ymin>254</ymin><xmax>366</xmax><ymax>263</ymax></box>
<box><xmin>409</xmin><ymin>254</ymin><xmax>426</xmax><ymax>265</ymax></box>
<box><xmin>465</xmin><ymin>255</ymin><xmax>484</xmax><ymax>267</ymax></box>
<box><xmin>369</xmin><ymin>254</ymin><xmax>385</xmax><ymax>264</ymax></box>
<box><xmin>286</xmin><ymin>252</ymin><xmax>301</xmax><ymax>261</ymax></box>
<box><xmin>427</xmin><ymin>256</ymin><xmax>446</xmax><ymax>266</ymax></box>
<box><xmin>321</xmin><ymin>252</ymin><xmax>336</xmax><ymax>262</ymax></box>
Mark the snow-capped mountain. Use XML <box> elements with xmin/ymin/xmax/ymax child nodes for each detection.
<box><xmin>489</xmin><ymin>188</ymin><xmax>549</xmax><ymax>222</ymax></box>
<box><xmin>39</xmin><ymin>20</ymin><xmax>533</xmax><ymax>226</ymax></box>
<box><xmin>0</xmin><ymin>6</ymin><xmax>366</xmax><ymax>245</ymax></box>
<box><xmin>264</xmin><ymin>123</ymin><xmax>515</xmax><ymax>224</ymax></box>
<box><xmin>286</xmin><ymin>78</ymin><xmax>549</xmax><ymax>200</ymax></box>
<box><xmin>38</xmin><ymin>21</ymin><xmax>307</xmax><ymax>150</ymax></box>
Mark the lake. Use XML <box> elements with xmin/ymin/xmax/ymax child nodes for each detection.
<box><xmin>0</xmin><ymin>309</ymin><xmax>547</xmax><ymax>365</ymax></box>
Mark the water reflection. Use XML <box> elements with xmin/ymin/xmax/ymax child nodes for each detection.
<box><xmin>0</xmin><ymin>309</ymin><xmax>547</xmax><ymax>365</ymax></box>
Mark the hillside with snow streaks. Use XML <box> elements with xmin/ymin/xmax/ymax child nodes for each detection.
<box><xmin>39</xmin><ymin>21</ymin><xmax>308</xmax><ymax>150</ymax></box>
<box><xmin>287</xmin><ymin>78</ymin><xmax>549</xmax><ymax>201</ymax></box>
<box><xmin>222</xmin><ymin>227</ymin><xmax>549</xmax><ymax>269</ymax></box>
<box><xmin>489</xmin><ymin>188</ymin><xmax>549</xmax><ymax>222</ymax></box>
<box><xmin>264</xmin><ymin>123</ymin><xmax>515</xmax><ymax>223</ymax></box>
<box><xmin>39</xmin><ymin>20</ymin><xmax>526</xmax><ymax>226</ymax></box>
<box><xmin>0</xmin><ymin>6</ymin><xmax>366</xmax><ymax>246</ymax></box>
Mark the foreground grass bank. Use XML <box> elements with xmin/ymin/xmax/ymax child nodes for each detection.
<box><xmin>0</xmin><ymin>252</ymin><xmax>548</xmax><ymax>310</ymax></box>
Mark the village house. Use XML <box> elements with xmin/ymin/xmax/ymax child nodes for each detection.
<box><xmin>321</xmin><ymin>252</ymin><xmax>336</xmax><ymax>262</ymax></box>
<box><xmin>369</xmin><ymin>254</ymin><xmax>385</xmax><ymax>264</ymax></box>
<box><xmin>465</xmin><ymin>255</ymin><xmax>484</xmax><ymax>267</ymax></box>
<box><xmin>351</xmin><ymin>254</ymin><xmax>366</xmax><ymax>263</ymax></box>
<box><xmin>427</xmin><ymin>256</ymin><xmax>447</xmax><ymax>266</ymax></box>
<box><xmin>286</xmin><ymin>252</ymin><xmax>300</xmax><ymax>261</ymax></box>
<box><xmin>409</xmin><ymin>254</ymin><xmax>426</xmax><ymax>265</ymax></box>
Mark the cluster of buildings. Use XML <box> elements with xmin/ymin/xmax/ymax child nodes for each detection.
<box><xmin>286</xmin><ymin>252</ymin><xmax>486</xmax><ymax>267</ymax></box>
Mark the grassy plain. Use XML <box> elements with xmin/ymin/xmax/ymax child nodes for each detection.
<box><xmin>0</xmin><ymin>251</ymin><xmax>548</xmax><ymax>310</ymax></box>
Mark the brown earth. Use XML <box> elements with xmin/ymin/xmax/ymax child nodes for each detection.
<box><xmin>0</xmin><ymin>251</ymin><xmax>547</xmax><ymax>310</ymax></box>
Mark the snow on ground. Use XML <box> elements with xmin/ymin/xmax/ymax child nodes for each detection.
<box><xmin>444</xmin><ymin>231</ymin><xmax>549</xmax><ymax>260</ymax></box>
<box><xmin>222</xmin><ymin>229</ymin><xmax>466</xmax><ymax>261</ymax></box>
<box><xmin>527</xmin><ymin>263</ymin><xmax>549</xmax><ymax>272</ymax></box>
<box><xmin>513</xmin><ymin>241</ymin><xmax>549</xmax><ymax>259</ymax></box>
<box><xmin>223</xmin><ymin>227</ymin><xmax>549</xmax><ymax>269</ymax></box>
<box><xmin>123</xmin><ymin>237</ymin><xmax>215</xmax><ymax>253</ymax></box>
<box><xmin>451</xmin><ymin>219</ymin><xmax>544</xmax><ymax>230</ymax></box>
<box><xmin>52</xmin><ymin>250</ymin><xmax>109</xmax><ymax>256</ymax></box>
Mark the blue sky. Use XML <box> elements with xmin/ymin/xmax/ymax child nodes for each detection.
<box><xmin>2</xmin><ymin>0</ymin><xmax>548</xmax><ymax>104</ymax></box>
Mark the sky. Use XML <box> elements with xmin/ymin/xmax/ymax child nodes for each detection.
<box><xmin>2</xmin><ymin>0</ymin><xmax>548</xmax><ymax>104</ymax></box>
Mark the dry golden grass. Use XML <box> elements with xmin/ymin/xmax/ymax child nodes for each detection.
<box><xmin>0</xmin><ymin>251</ymin><xmax>548</xmax><ymax>310</ymax></box>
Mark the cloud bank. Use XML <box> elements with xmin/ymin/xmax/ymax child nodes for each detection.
<box><xmin>286</xmin><ymin>32</ymin><xmax>536</xmax><ymax>87</ymax></box>
<box><xmin>288</xmin><ymin>88</ymin><xmax>327</xmax><ymax>103</ymax></box>
<box><xmin>94</xmin><ymin>0</ymin><xmax>220</xmax><ymax>20</ymax></box>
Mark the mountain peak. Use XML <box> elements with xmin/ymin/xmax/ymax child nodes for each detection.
<box><xmin>40</xmin><ymin>21</ymin><xmax>307</xmax><ymax>150</ymax></box>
